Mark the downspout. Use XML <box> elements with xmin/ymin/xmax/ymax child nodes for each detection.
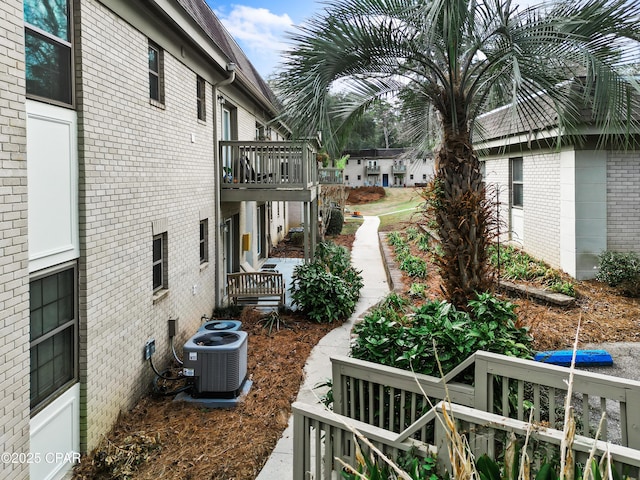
<box><xmin>213</xmin><ymin>62</ymin><xmax>236</xmax><ymax>307</ymax></box>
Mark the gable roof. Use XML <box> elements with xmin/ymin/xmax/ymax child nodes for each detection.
<box><xmin>474</xmin><ymin>78</ymin><xmax>640</xmax><ymax>149</ymax></box>
<box><xmin>175</xmin><ymin>0</ymin><xmax>280</xmax><ymax>113</ymax></box>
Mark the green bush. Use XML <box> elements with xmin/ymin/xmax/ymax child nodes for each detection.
<box><xmin>325</xmin><ymin>208</ymin><xmax>344</xmax><ymax>236</ymax></box>
<box><xmin>290</xmin><ymin>231</ymin><xmax>304</xmax><ymax>246</ymax></box>
<box><xmin>341</xmin><ymin>447</ymin><xmax>439</xmax><ymax>480</ymax></box>
<box><xmin>400</xmin><ymin>254</ymin><xmax>428</xmax><ymax>278</ymax></box>
<box><xmin>351</xmin><ymin>293</ymin><xmax>532</xmax><ymax>376</ymax></box>
<box><xmin>596</xmin><ymin>251</ymin><xmax>640</xmax><ymax>296</ymax></box>
<box><xmin>291</xmin><ymin>242</ymin><xmax>363</xmax><ymax>323</ymax></box>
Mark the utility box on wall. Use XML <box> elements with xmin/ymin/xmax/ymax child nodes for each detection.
<box><xmin>241</xmin><ymin>233</ymin><xmax>250</xmax><ymax>252</ymax></box>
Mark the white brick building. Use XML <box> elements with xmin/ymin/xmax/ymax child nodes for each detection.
<box><xmin>1</xmin><ymin>1</ymin><xmax>319</xmax><ymax>478</ymax></box>
<box><xmin>477</xmin><ymin>102</ymin><xmax>640</xmax><ymax>280</ymax></box>
<box><xmin>342</xmin><ymin>148</ymin><xmax>435</xmax><ymax>187</ymax></box>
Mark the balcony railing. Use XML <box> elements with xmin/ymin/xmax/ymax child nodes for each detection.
<box><xmin>392</xmin><ymin>164</ymin><xmax>407</xmax><ymax>174</ymax></box>
<box><xmin>220</xmin><ymin>141</ymin><xmax>319</xmax><ymax>201</ymax></box>
<box><xmin>365</xmin><ymin>165</ymin><xmax>380</xmax><ymax>175</ymax></box>
<box><xmin>318</xmin><ymin>168</ymin><xmax>344</xmax><ymax>184</ymax></box>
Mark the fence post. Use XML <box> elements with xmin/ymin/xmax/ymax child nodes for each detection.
<box><xmin>473</xmin><ymin>354</ymin><xmax>491</xmax><ymax>457</ymax></box>
<box><xmin>293</xmin><ymin>408</ymin><xmax>309</xmax><ymax>480</ymax></box>
<box><xmin>627</xmin><ymin>388</ymin><xmax>640</xmax><ymax>449</ymax></box>
<box><xmin>331</xmin><ymin>358</ymin><xmax>344</xmax><ymax>415</ymax></box>
<box><xmin>434</xmin><ymin>404</ymin><xmax>451</xmax><ymax>477</ymax></box>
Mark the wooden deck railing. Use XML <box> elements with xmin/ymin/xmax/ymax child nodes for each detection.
<box><xmin>293</xmin><ymin>400</ymin><xmax>640</xmax><ymax>480</ymax></box>
<box><xmin>331</xmin><ymin>351</ymin><xmax>640</xmax><ymax>449</ymax></box>
<box><xmin>292</xmin><ymin>401</ymin><xmax>437</xmax><ymax>480</ymax></box>
<box><xmin>318</xmin><ymin>167</ymin><xmax>344</xmax><ymax>184</ymax></box>
<box><xmin>220</xmin><ymin>141</ymin><xmax>317</xmax><ymax>189</ymax></box>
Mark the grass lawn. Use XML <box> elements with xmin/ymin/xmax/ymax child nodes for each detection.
<box><xmin>346</xmin><ymin>187</ymin><xmax>424</xmax><ymax>230</ymax></box>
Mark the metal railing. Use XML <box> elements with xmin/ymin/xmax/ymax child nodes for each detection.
<box><xmin>392</xmin><ymin>164</ymin><xmax>407</xmax><ymax>174</ymax></box>
<box><xmin>365</xmin><ymin>165</ymin><xmax>381</xmax><ymax>174</ymax></box>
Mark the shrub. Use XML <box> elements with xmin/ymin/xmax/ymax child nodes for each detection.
<box><xmin>290</xmin><ymin>241</ymin><xmax>363</xmax><ymax>323</ymax></box>
<box><xmin>351</xmin><ymin>293</ymin><xmax>532</xmax><ymax>376</ymax></box>
<box><xmin>596</xmin><ymin>251</ymin><xmax>640</xmax><ymax>296</ymax></box>
<box><xmin>489</xmin><ymin>244</ymin><xmax>577</xmax><ymax>297</ymax></box>
<box><xmin>290</xmin><ymin>231</ymin><xmax>304</xmax><ymax>246</ymax></box>
<box><xmin>400</xmin><ymin>254</ymin><xmax>428</xmax><ymax>278</ymax></box>
<box><xmin>315</xmin><ymin>241</ymin><xmax>350</xmax><ymax>274</ymax></box>
<box><xmin>325</xmin><ymin>208</ymin><xmax>344</xmax><ymax>235</ymax></box>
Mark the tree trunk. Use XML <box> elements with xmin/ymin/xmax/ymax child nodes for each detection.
<box><xmin>433</xmin><ymin>129</ymin><xmax>492</xmax><ymax>309</ymax></box>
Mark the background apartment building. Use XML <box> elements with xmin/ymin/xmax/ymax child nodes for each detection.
<box><xmin>342</xmin><ymin>148</ymin><xmax>435</xmax><ymax>188</ymax></box>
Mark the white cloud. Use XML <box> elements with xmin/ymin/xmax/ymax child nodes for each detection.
<box><xmin>214</xmin><ymin>5</ymin><xmax>294</xmax><ymax>77</ymax></box>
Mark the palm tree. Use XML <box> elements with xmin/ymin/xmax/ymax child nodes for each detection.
<box><xmin>275</xmin><ymin>0</ymin><xmax>640</xmax><ymax>308</ymax></box>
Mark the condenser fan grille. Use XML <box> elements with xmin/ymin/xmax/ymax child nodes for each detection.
<box><xmin>194</xmin><ymin>332</ymin><xmax>238</xmax><ymax>346</ymax></box>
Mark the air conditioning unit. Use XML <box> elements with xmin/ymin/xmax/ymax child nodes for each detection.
<box><xmin>198</xmin><ymin>320</ymin><xmax>242</xmax><ymax>332</ymax></box>
<box><xmin>182</xmin><ymin>331</ymin><xmax>248</xmax><ymax>398</ymax></box>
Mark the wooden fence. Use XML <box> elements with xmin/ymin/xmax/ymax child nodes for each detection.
<box><xmin>291</xmin><ymin>351</ymin><xmax>640</xmax><ymax>479</ymax></box>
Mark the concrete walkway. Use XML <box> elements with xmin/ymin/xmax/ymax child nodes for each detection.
<box><xmin>255</xmin><ymin>216</ymin><xmax>390</xmax><ymax>479</ymax></box>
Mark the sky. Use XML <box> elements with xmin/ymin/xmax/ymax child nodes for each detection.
<box><xmin>205</xmin><ymin>0</ymin><xmax>541</xmax><ymax>80</ymax></box>
<box><xmin>205</xmin><ymin>0</ymin><xmax>323</xmax><ymax>79</ymax></box>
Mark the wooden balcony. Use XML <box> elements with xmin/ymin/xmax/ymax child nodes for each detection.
<box><xmin>318</xmin><ymin>168</ymin><xmax>344</xmax><ymax>184</ymax></box>
<box><xmin>220</xmin><ymin>141</ymin><xmax>320</xmax><ymax>202</ymax></box>
<box><xmin>365</xmin><ymin>165</ymin><xmax>380</xmax><ymax>175</ymax></box>
<box><xmin>392</xmin><ymin>164</ymin><xmax>407</xmax><ymax>174</ymax></box>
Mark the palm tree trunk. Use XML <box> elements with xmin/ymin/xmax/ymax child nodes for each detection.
<box><xmin>434</xmin><ymin>129</ymin><xmax>492</xmax><ymax>308</ymax></box>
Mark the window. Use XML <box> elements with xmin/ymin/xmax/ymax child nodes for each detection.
<box><xmin>199</xmin><ymin>219</ymin><xmax>208</xmax><ymax>264</ymax></box>
<box><xmin>197</xmin><ymin>76</ymin><xmax>206</xmax><ymax>121</ymax></box>
<box><xmin>511</xmin><ymin>157</ymin><xmax>523</xmax><ymax>208</ymax></box>
<box><xmin>357</xmin><ymin>159</ymin><xmax>361</xmax><ymax>165</ymax></box>
<box><xmin>257</xmin><ymin>205</ymin><xmax>266</xmax><ymax>258</ymax></box>
<box><xmin>148</xmin><ymin>41</ymin><xmax>164</xmax><ymax>103</ymax></box>
<box><xmin>410</xmin><ymin>174</ymin><xmax>414</xmax><ymax>180</ymax></box>
<box><xmin>357</xmin><ymin>175</ymin><xmax>361</xmax><ymax>180</ymax></box>
<box><xmin>24</xmin><ymin>0</ymin><xmax>73</xmax><ymax>105</ymax></box>
<box><xmin>422</xmin><ymin>174</ymin><xmax>427</xmax><ymax>180</ymax></box>
<box><xmin>345</xmin><ymin>175</ymin><xmax>349</xmax><ymax>181</ymax></box>
<box><xmin>153</xmin><ymin>233</ymin><xmax>167</xmax><ymax>291</ymax></box>
<box><xmin>30</xmin><ymin>264</ymin><xmax>77</xmax><ymax>411</ymax></box>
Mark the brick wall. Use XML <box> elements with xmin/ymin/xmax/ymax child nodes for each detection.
<box><xmin>483</xmin><ymin>152</ymin><xmax>562</xmax><ymax>269</ymax></box>
<box><xmin>0</xmin><ymin>1</ymin><xmax>31</xmax><ymax>478</ymax></box>
<box><xmin>482</xmin><ymin>157</ymin><xmax>510</xmax><ymax>241</ymax></box>
<box><xmin>607</xmin><ymin>152</ymin><xmax>640</xmax><ymax>253</ymax></box>
<box><xmin>523</xmin><ymin>152</ymin><xmax>561</xmax><ymax>267</ymax></box>
<box><xmin>76</xmin><ymin>0</ymin><xmax>219</xmax><ymax>450</ymax></box>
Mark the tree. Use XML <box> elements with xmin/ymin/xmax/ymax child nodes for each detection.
<box><xmin>275</xmin><ymin>0</ymin><xmax>640</xmax><ymax>308</ymax></box>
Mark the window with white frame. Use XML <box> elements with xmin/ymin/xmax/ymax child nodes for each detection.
<box><xmin>30</xmin><ymin>263</ymin><xmax>77</xmax><ymax>411</ymax></box>
<box><xmin>510</xmin><ymin>157</ymin><xmax>523</xmax><ymax>208</ymax></box>
<box><xmin>153</xmin><ymin>233</ymin><xmax>167</xmax><ymax>292</ymax></box>
<box><xmin>24</xmin><ymin>0</ymin><xmax>73</xmax><ymax>105</ymax></box>
<box><xmin>148</xmin><ymin>41</ymin><xmax>164</xmax><ymax>103</ymax></box>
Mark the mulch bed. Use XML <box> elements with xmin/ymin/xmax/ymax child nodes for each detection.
<box><xmin>387</xmin><ymin>233</ymin><xmax>640</xmax><ymax>351</ymax></box>
<box><xmin>73</xmin><ymin>225</ymin><xmax>639</xmax><ymax>479</ymax></box>
<box><xmin>73</xmin><ymin>309</ymin><xmax>341</xmax><ymax>480</ymax></box>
